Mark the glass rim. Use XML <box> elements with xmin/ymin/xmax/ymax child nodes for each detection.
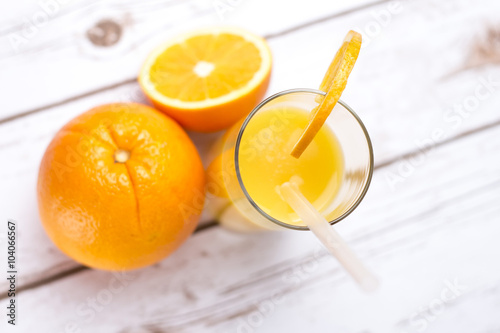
<box><xmin>234</xmin><ymin>88</ymin><xmax>374</xmax><ymax>231</ymax></box>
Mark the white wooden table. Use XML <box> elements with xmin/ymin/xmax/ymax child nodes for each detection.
<box><xmin>1</xmin><ymin>0</ymin><xmax>500</xmax><ymax>332</ymax></box>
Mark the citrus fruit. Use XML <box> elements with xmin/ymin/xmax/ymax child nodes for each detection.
<box><xmin>291</xmin><ymin>30</ymin><xmax>362</xmax><ymax>158</ymax></box>
<box><xmin>206</xmin><ymin>152</ymin><xmax>230</xmax><ymax>199</ymax></box>
<box><xmin>139</xmin><ymin>27</ymin><xmax>272</xmax><ymax>132</ymax></box>
<box><xmin>37</xmin><ymin>103</ymin><xmax>205</xmax><ymax>271</ymax></box>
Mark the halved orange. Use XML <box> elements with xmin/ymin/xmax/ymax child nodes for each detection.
<box><xmin>139</xmin><ymin>27</ymin><xmax>272</xmax><ymax>132</ymax></box>
<box><xmin>291</xmin><ymin>30</ymin><xmax>362</xmax><ymax>158</ymax></box>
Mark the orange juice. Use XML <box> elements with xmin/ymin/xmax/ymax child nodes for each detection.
<box><xmin>237</xmin><ymin>107</ymin><xmax>344</xmax><ymax>224</ymax></box>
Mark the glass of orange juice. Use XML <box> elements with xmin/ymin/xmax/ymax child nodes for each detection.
<box><xmin>206</xmin><ymin>88</ymin><xmax>373</xmax><ymax>232</ymax></box>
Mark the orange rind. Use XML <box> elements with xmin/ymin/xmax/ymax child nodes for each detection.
<box><xmin>291</xmin><ymin>30</ymin><xmax>361</xmax><ymax>158</ymax></box>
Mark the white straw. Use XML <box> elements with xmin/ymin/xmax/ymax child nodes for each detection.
<box><xmin>280</xmin><ymin>181</ymin><xmax>379</xmax><ymax>292</ymax></box>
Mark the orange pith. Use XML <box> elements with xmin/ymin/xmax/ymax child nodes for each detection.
<box><xmin>151</xmin><ymin>34</ymin><xmax>262</xmax><ymax>101</ymax></box>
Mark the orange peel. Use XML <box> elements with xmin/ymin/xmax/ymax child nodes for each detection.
<box><xmin>291</xmin><ymin>30</ymin><xmax>362</xmax><ymax>158</ymax></box>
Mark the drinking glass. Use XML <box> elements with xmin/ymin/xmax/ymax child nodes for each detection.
<box><xmin>206</xmin><ymin>88</ymin><xmax>373</xmax><ymax>232</ymax></box>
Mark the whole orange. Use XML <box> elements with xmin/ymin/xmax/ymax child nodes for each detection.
<box><xmin>37</xmin><ymin>103</ymin><xmax>205</xmax><ymax>270</ymax></box>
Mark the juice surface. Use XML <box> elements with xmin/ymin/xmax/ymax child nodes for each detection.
<box><xmin>238</xmin><ymin>107</ymin><xmax>344</xmax><ymax>224</ymax></box>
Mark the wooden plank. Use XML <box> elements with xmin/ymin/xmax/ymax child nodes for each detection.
<box><xmin>1</xmin><ymin>109</ymin><xmax>499</xmax><ymax>332</ymax></box>
<box><xmin>0</xmin><ymin>0</ymin><xmax>376</xmax><ymax>120</ymax></box>
<box><xmin>0</xmin><ymin>0</ymin><xmax>500</xmax><ymax>296</ymax></box>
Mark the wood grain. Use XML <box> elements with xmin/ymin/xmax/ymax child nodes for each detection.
<box><xmin>1</xmin><ymin>113</ymin><xmax>499</xmax><ymax>333</ymax></box>
<box><xmin>0</xmin><ymin>0</ymin><xmax>376</xmax><ymax>121</ymax></box>
<box><xmin>1</xmin><ymin>0</ymin><xmax>500</xmax><ymax>296</ymax></box>
<box><xmin>0</xmin><ymin>0</ymin><xmax>500</xmax><ymax>331</ymax></box>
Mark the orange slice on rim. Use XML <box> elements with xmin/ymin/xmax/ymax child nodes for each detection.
<box><xmin>291</xmin><ymin>30</ymin><xmax>362</xmax><ymax>158</ymax></box>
